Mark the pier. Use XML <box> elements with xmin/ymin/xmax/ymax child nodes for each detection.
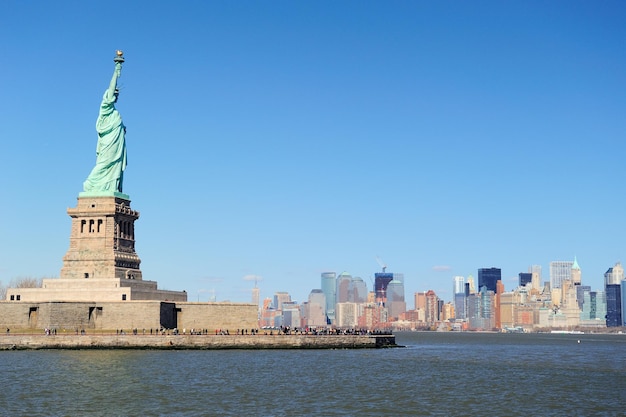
<box><xmin>0</xmin><ymin>333</ymin><xmax>397</xmax><ymax>350</ymax></box>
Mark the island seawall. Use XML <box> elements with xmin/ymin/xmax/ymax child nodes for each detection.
<box><xmin>0</xmin><ymin>334</ymin><xmax>397</xmax><ymax>350</ymax></box>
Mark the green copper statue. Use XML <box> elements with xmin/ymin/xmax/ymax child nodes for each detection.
<box><xmin>81</xmin><ymin>51</ymin><xmax>128</xmax><ymax>197</ymax></box>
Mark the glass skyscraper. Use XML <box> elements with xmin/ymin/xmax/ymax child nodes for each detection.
<box><xmin>606</xmin><ymin>284</ymin><xmax>622</xmax><ymax>327</ymax></box>
<box><xmin>478</xmin><ymin>268</ymin><xmax>501</xmax><ymax>293</ymax></box>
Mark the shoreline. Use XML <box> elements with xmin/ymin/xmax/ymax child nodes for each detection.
<box><xmin>0</xmin><ymin>333</ymin><xmax>398</xmax><ymax>350</ymax></box>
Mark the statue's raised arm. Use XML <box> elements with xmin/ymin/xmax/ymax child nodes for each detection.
<box><xmin>81</xmin><ymin>51</ymin><xmax>128</xmax><ymax>198</ymax></box>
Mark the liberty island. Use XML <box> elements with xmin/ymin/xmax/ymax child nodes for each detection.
<box><xmin>0</xmin><ymin>51</ymin><xmax>394</xmax><ymax>349</ymax></box>
<box><xmin>0</xmin><ymin>52</ymin><xmax>255</xmax><ymax>338</ymax></box>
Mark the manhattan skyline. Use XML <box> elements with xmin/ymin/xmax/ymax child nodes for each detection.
<box><xmin>1</xmin><ymin>1</ymin><xmax>625</xmax><ymax>303</ymax></box>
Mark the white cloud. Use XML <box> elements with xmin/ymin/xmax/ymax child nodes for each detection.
<box><xmin>432</xmin><ymin>265</ymin><xmax>452</xmax><ymax>272</ymax></box>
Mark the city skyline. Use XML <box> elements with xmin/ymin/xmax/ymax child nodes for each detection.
<box><xmin>2</xmin><ymin>2</ymin><xmax>626</xmax><ymax>303</ymax></box>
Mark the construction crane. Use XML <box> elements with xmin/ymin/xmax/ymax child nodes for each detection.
<box><xmin>375</xmin><ymin>256</ymin><xmax>387</xmax><ymax>273</ymax></box>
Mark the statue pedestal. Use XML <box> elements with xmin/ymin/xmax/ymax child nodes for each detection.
<box><xmin>61</xmin><ymin>196</ymin><xmax>142</xmax><ymax>281</ymax></box>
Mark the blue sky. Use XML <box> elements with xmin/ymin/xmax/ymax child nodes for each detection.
<box><xmin>1</xmin><ymin>1</ymin><xmax>625</xmax><ymax>305</ymax></box>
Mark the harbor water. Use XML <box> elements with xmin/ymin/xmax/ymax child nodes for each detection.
<box><xmin>0</xmin><ymin>332</ymin><xmax>624</xmax><ymax>416</ymax></box>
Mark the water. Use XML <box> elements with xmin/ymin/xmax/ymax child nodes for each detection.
<box><xmin>0</xmin><ymin>332</ymin><xmax>625</xmax><ymax>416</ymax></box>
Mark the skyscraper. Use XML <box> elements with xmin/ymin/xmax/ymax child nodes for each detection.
<box><xmin>386</xmin><ymin>279</ymin><xmax>406</xmax><ymax>319</ymax></box>
<box><xmin>453</xmin><ymin>276</ymin><xmax>465</xmax><ymax>295</ymax></box>
<box><xmin>251</xmin><ymin>287</ymin><xmax>260</xmax><ymax>308</ymax></box>
<box><xmin>321</xmin><ymin>272</ymin><xmax>336</xmax><ymax>324</ymax></box>
<box><xmin>273</xmin><ymin>292</ymin><xmax>291</xmax><ymax>311</ymax></box>
<box><xmin>550</xmin><ymin>261</ymin><xmax>573</xmax><ymax>289</ymax></box>
<box><xmin>530</xmin><ymin>265</ymin><xmax>541</xmax><ymax>291</ymax></box>
<box><xmin>453</xmin><ymin>276</ymin><xmax>466</xmax><ymax>320</ymax></box>
<box><xmin>604</xmin><ymin>262</ymin><xmax>624</xmax><ymax>286</ymax></box>
<box><xmin>351</xmin><ymin>276</ymin><xmax>368</xmax><ymax>303</ymax></box>
<box><xmin>519</xmin><ymin>273</ymin><xmax>532</xmax><ymax>287</ymax></box>
<box><xmin>478</xmin><ymin>268</ymin><xmax>501</xmax><ymax>293</ymax></box>
<box><xmin>605</xmin><ymin>284</ymin><xmax>622</xmax><ymax>327</ymax></box>
<box><xmin>621</xmin><ymin>280</ymin><xmax>626</xmax><ymax>326</ymax></box>
<box><xmin>336</xmin><ymin>272</ymin><xmax>352</xmax><ymax>303</ymax></box>
<box><xmin>306</xmin><ymin>289</ymin><xmax>326</xmax><ymax>327</ymax></box>
<box><xmin>374</xmin><ymin>272</ymin><xmax>394</xmax><ymax>303</ymax></box>
<box><xmin>424</xmin><ymin>290</ymin><xmax>439</xmax><ymax>324</ymax></box>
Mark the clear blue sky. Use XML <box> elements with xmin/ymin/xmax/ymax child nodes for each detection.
<box><xmin>1</xmin><ymin>1</ymin><xmax>625</xmax><ymax>305</ymax></box>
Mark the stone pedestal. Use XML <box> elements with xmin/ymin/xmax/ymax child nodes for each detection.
<box><xmin>61</xmin><ymin>196</ymin><xmax>142</xmax><ymax>281</ymax></box>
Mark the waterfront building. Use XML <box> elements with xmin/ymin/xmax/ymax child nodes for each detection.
<box><xmin>358</xmin><ymin>303</ymin><xmax>387</xmax><ymax>329</ymax></box>
<box><xmin>605</xmin><ymin>284</ymin><xmax>622</xmax><ymax>327</ymax></box>
<box><xmin>441</xmin><ymin>302</ymin><xmax>454</xmax><ymax>321</ymax></box>
<box><xmin>335</xmin><ymin>302</ymin><xmax>359</xmax><ymax>327</ymax></box>
<box><xmin>495</xmin><ymin>280</ymin><xmax>505</xmax><ymax>329</ymax></box>
<box><xmin>454</xmin><ymin>293</ymin><xmax>466</xmax><ymax>320</ymax></box>
<box><xmin>576</xmin><ymin>285</ymin><xmax>591</xmax><ymax>310</ymax></box>
<box><xmin>499</xmin><ymin>291</ymin><xmax>519</xmax><ymax>329</ymax></box>
<box><xmin>321</xmin><ymin>272</ymin><xmax>336</xmax><ymax>324</ymax></box>
<box><xmin>580</xmin><ymin>289</ymin><xmax>606</xmax><ymax>327</ymax></box>
<box><xmin>622</xmin><ymin>280</ymin><xmax>626</xmax><ymax>326</ymax></box>
<box><xmin>467</xmin><ymin>287</ymin><xmax>495</xmax><ymax>330</ymax></box>
<box><xmin>414</xmin><ymin>292</ymin><xmax>427</xmax><ymax>311</ymax></box>
<box><xmin>558</xmin><ymin>278</ymin><xmax>581</xmax><ymax>327</ymax></box>
<box><xmin>425</xmin><ymin>290</ymin><xmax>439</xmax><ymax>324</ymax></box>
<box><xmin>550</xmin><ymin>261</ymin><xmax>573</xmax><ymax>289</ymax></box>
<box><xmin>478</xmin><ymin>268</ymin><xmax>501</xmax><ymax>293</ymax></box>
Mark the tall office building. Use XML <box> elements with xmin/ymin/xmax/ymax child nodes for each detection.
<box><xmin>453</xmin><ymin>276</ymin><xmax>466</xmax><ymax>320</ymax></box>
<box><xmin>467</xmin><ymin>287</ymin><xmax>495</xmax><ymax>330</ymax></box>
<box><xmin>530</xmin><ymin>265</ymin><xmax>542</xmax><ymax>291</ymax></box>
<box><xmin>453</xmin><ymin>276</ymin><xmax>465</xmax><ymax>295</ymax></box>
<box><xmin>478</xmin><ymin>268</ymin><xmax>501</xmax><ymax>293</ymax></box>
<box><xmin>621</xmin><ymin>280</ymin><xmax>626</xmax><ymax>326</ymax></box>
<box><xmin>335</xmin><ymin>302</ymin><xmax>358</xmax><ymax>327</ymax></box>
<box><xmin>414</xmin><ymin>291</ymin><xmax>426</xmax><ymax>311</ymax></box>
<box><xmin>580</xmin><ymin>289</ymin><xmax>606</xmax><ymax>322</ymax></box>
<box><xmin>386</xmin><ymin>279</ymin><xmax>406</xmax><ymax>319</ymax></box>
<box><xmin>336</xmin><ymin>272</ymin><xmax>352</xmax><ymax>303</ymax></box>
<box><xmin>424</xmin><ymin>290</ymin><xmax>439</xmax><ymax>324</ymax></box>
<box><xmin>454</xmin><ymin>293</ymin><xmax>466</xmax><ymax>320</ymax></box>
<box><xmin>321</xmin><ymin>272</ymin><xmax>336</xmax><ymax>324</ymax></box>
<box><xmin>577</xmin><ymin>285</ymin><xmax>591</xmax><ymax>310</ymax></box>
<box><xmin>273</xmin><ymin>292</ymin><xmax>291</xmax><ymax>310</ymax></box>
<box><xmin>374</xmin><ymin>272</ymin><xmax>394</xmax><ymax>303</ymax></box>
<box><xmin>519</xmin><ymin>273</ymin><xmax>532</xmax><ymax>287</ymax></box>
<box><xmin>605</xmin><ymin>284</ymin><xmax>622</xmax><ymax>327</ymax></box>
<box><xmin>351</xmin><ymin>276</ymin><xmax>368</xmax><ymax>303</ymax></box>
<box><xmin>306</xmin><ymin>289</ymin><xmax>327</xmax><ymax>327</ymax></box>
<box><xmin>281</xmin><ymin>301</ymin><xmax>300</xmax><ymax>328</ymax></box>
<box><xmin>251</xmin><ymin>287</ymin><xmax>260</xmax><ymax>308</ymax></box>
<box><xmin>604</xmin><ymin>262</ymin><xmax>624</xmax><ymax>286</ymax></box>
<box><xmin>550</xmin><ymin>261</ymin><xmax>573</xmax><ymax>289</ymax></box>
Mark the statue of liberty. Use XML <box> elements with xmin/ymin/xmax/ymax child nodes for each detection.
<box><xmin>82</xmin><ymin>51</ymin><xmax>127</xmax><ymax>197</ymax></box>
